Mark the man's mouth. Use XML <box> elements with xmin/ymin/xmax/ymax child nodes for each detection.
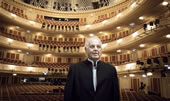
<box><xmin>93</xmin><ymin>53</ymin><xmax>99</xmax><ymax>55</ymax></box>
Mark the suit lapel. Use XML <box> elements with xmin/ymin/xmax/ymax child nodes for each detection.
<box><xmin>96</xmin><ymin>61</ymin><xmax>104</xmax><ymax>92</ymax></box>
<box><xmin>84</xmin><ymin>60</ymin><xmax>95</xmax><ymax>92</ymax></box>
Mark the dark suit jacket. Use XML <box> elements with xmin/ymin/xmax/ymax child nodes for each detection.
<box><xmin>64</xmin><ymin>59</ymin><xmax>120</xmax><ymax>101</ymax></box>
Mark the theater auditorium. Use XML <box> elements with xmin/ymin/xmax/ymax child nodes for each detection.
<box><xmin>0</xmin><ymin>0</ymin><xmax>170</xmax><ymax>101</ymax></box>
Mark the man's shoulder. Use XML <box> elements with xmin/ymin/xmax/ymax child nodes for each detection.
<box><xmin>100</xmin><ymin>61</ymin><xmax>116</xmax><ymax>70</ymax></box>
<box><xmin>100</xmin><ymin>61</ymin><xmax>114</xmax><ymax>67</ymax></box>
<box><xmin>70</xmin><ymin>61</ymin><xmax>85</xmax><ymax>68</ymax></box>
<box><xmin>73</xmin><ymin>61</ymin><xmax>85</xmax><ymax>65</ymax></box>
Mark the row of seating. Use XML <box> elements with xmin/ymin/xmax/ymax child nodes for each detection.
<box><xmin>93</xmin><ymin>5</ymin><xmax>128</xmax><ymax>24</ymax></box>
<box><xmin>34</xmin><ymin>35</ymin><xmax>85</xmax><ymax>42</ymax></box>
<box><xmin>1</xmin><ymin>84</ymin><xmax>169</xmax><ymax>101</ymax></box>
<box><xmin>105</xmin><ymin>45</ymin><xmax>169</xmax><ymax>66</ymax></box>
<box><xmin>0</xmin><ymin>44</ymin><xmax>168</xmax><ymax>68</ymax></box>
<box><xmin>108</xmin><ymin>61</ymin><xmax>133</xmax><ymax>66</ymax></box>
<box><xmin>38</xmin><ymin>44</ymin><xmax>80</xmax><ymax>53</ymax></box>
<box><xmin>0</xmin><ymin>84</ymin><xmax>64</xmax><ymax>101</ymax></box>
<box><xmin>37</xmin><ymin>15</ymin><xmax>86</xmax><ymax>25</ymax></box>
<box><xmin>41</xmin><ymin>21</ymin><xmax>80</xmax><ymax>31</ymax></box>
<box><xmin>0</xmin><ymin>42</ymin><xmax>168</xmax><ymax>68</ymax></box>
<box><xmin>136</xmin><ymin>45</ymin><xmax>170</xmax><ymax>68</ymax></box>
<box><xmin>143</xmin><ymin>45</ymin><xmax>168</xmax><ymax>59</ymax></box>
<box><xmin>0</xmin><ymin>58</ymin><xmax>27</xmax><ymax>66</ymax></box>
<box><xmin>36</xmin><ymin>15</ymin><xmax>86</xmax><ymax>32</ymax></box>
<box><xmin>102</xmin><ymin>54</ymin><xmax>133</xmax><ymax>66</ymax></box>
<box><xmin>0</xmin><ymin>25</ymin><xmax>130</xmax><ymax>47</ymax></box>
<box><xmin>0</xmin><ymin>27</ymin><xmax>26</xmax><ymax>42</ymax></box>
<box><xmin>121</xmin><ymin>89</ymin><xmax>169</xmax><ymax>101</ymax></box>
<box><xmin>34</xmin><ymin>30</ymin><xmax>129</xmax><ymax>46</ymax></box>
<box><xmin>0</xmin><ymin>43</ymin><xmax>169</xmax><ymax>67</ymax></box>
<box><xmin>0</xmin><ymin>51</ymin><xmax>27</xmax><ymax>66</ymax></box>
<box><xmin>32</xmin><ymin>54</ymin><xmax>132</xmax><ymax>67</ymax></box>
<box><xmin>32</xmin><ymin>62</ymin><xmax>71</xmax><ymax>69</ymax></box>
<box><xmin>0</xmin><ymin>56</ymin><xmax>168</xmax><ymax>68</ymax></box>
<box><xmin>34</xmin><ymin>39</ymin><xmax>84</xmax><ymax>47</ymax></box>
<box><xmin>1</xmin><ymin>1</ymin><xmax>28</xmax><ymax>19</ymax></box>
<box><xmin>34</xmin><ymin>35</ymin><xmax>85</xmax><ymax>47</ymax></box>
<box><xmin>100</xmin><ymin>30</ymin><xmax>130</xmax><ymax>43</ymax></box>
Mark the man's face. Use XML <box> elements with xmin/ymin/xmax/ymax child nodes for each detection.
<box><xmin>85</xmin><ymin>39</ymin><xmax>102</xmax><ymax>61</ymax></box>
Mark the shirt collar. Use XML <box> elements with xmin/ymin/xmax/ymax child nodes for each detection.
<box><xmin>87</xmin><ymin>58</ymin><xmax>100</xmax><ymax>68</ymax></box>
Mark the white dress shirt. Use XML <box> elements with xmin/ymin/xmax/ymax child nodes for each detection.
<box><xmin>88</xmin><ymin>58</ymin><xmax>99</xmax><ymax>91</ymax></box>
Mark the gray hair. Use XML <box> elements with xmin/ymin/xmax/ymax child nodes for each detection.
<box><xmin>85</xmin><ymin>36</ymin><xmax>102</xmax><ymax>48</ymax></box>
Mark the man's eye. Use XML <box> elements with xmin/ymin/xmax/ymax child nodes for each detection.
<box><xmin>97</xmin><ymin>46</ymin><xmax>101</xmax><ymax>48</ymax></box>
<box><xmin>90</xmin><ymin>46</ymin><xmax>95</xmax><ymax>48</ymax></box>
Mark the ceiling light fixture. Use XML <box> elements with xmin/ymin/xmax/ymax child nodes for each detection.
<box><xmin>29</xmin><ymin>21</ymin><xmax>35</xmax><ymax>24</ymax></box>
<box><xmin>116</xmin><ymin>26</ymin><xmax>121</xmax><ymax>29</ymax></box>
<box><xmin>28</xmin><ymin>67</ymin><xmax>33</xmax><ymax>71</ymax></box>
<box><xmin>132</xmin><ymin>49</ymin><xmax>136</xmax><ymax>52</ymax></box>
<box><xmin>166</xmin><ymin>34</ymin><xmax>170</xmax><ymax>38</ymax></box>
<box><xmin>13</xmin><ymin>73</ymin><xmax>17</xmax><ymax>76</ymax></box>
<box><xmin>102</xmin><ymin>20</ymin><xmax>108</xmax><ymax>24</ymax></box>
<box><xmin>9</xmin><ymin>27</ymin><xmax>14</xmax><ymax>30</ymax></box>
<box><xmin>147</xmin><ymin>72</ymin><xmax>153</xmax><ymax>76</ymax></box>
<box><xmin>168</xmin><ymin>66</ymin><xmax>170</xmax><ymax>70</ymax></box>
<box><xmin>117</xmin><ymin>39</ymin><xmax>122</xmax><ymax>43</ymax></box>
<box><xmin>126</xmin><ymin>64</ymin><xmax>133</xmax><ymax>70</ymax></box>
<box><xmin>26</xmin><ymin>30</ymin><xmax>30</xmax><ymax>33</ymax></box>
<box><xmin>117</xmin><ymin>49</ymin><xmax>121</xmax><ymax>53</ymax></box>
<box><xmin>129</xmin><ymin>23</ymin><xmax>135</xmax><ymax>27</ymax></box>
<box><xmin>131</xmin><ymin>2</ymin><xmax>136</xmax><ymax>8</ymax></box>
<box><xmin>85</xmin><ymin>25</ymin><xmax>91</xmax><ymax>28</ymax></box>
<box><xmin>89</xmin><ymin>33</ymin><xmax>94</xmax><ymax>37</ymax></box>
<box><xmin>16</xmin><ymin>26</ymin><xmax>20</xmax><ymax>29</ymax></box>
<box><xmin>9</xmin><ymin>65</ymin><xmax>15</xmax><ymax>70</ymax></box>
<box><xmin>116</xmin><ymin>13</ymin><xmax>122</xmax><ymax>17</ymax></box>
<box><xmin>142</xmin><ymin>74</ymin><xmax>147</xmax><ymax>77</ymax></box>
<box><xmin>79</xmin><ymin>34</ymin><xmax>84</xmax><ymax>38</ymax></box>
<box><xmin>90</xmin><ymin>13</ymin><xmax>94</xmax><ymax>16</ymax></box>
<box><xmin>26</xmin><ymin>52</ymin><xmax>29</xmax><ymax>54</ymax></box>
<box><xmin>132</xmin><ymin>32</ymin><xmax>138</xmax><ymax>38</ymax></box>
<box><xmin>27</xmin><ymin>43</ymin><xmax>33</xmax><ymax>47</ymax></box>
<box><xmin>46</xmin><ymin>54</ymin><xmax>52</xmax><ymax>57</ymax></box>
<box><xmin>129</xmin><ymin>74</ymin><xmax>135</xmax><ymax>77</ymax></box>
<box><xmin>139</xmin><ymin>16</ymin><xmax>144</xmax><ymax>20</ymax></box>
<box><xmin>58</xmin><ymin>35</ymin><xmax>63</xmax><ymax>38</ymax></box>
<box><xmin>102</xmin><ymin>44</ymin><xmax>107</xmax><ymax>48</ymax></box>
<box><xmin>17</xmin><ymin>50</ymin><xmax>22</xmax><ymax>52</ymax></box>
<box><xmin>104</xmin><ymin>33</ymin><xmax>108</xmax><ymax>36</ymax></box>
<box><xmin>162</xmin><ymin>1</ymin><xmax>168</xmax><ymax>6</ymax></box>
<box><xmin>11</xmin><ymin>13</ymin><xmax>16</xmax><ymax>17</ymax></box>
<box><xmin>99</xmin><ymin>32</ymin><xmax>103</xmax><ymax>34</ymax></box>
<box><xmin>139</xmin><ymin>44</ymin><xmax>145</xmax><ymax>47</ymax></box>
<box><xmin>8</xmin><ymin>39</ymin><xmax>13</xmax><ymax>43</ymax></box>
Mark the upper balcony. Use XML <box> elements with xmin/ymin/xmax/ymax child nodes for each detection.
<box><xmin>0</xmin><ymin>0</ymin><xmax>163</xmax><ymax>34</ymax></box>
<box><xmin>22</xmin><ymin>0</ymin><xmax>121</xmax><ymax>12</ymax></box>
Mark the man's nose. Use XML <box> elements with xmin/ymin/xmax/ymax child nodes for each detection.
<box><xmin>94</xmin><ymin>46</ymin><xmax>98</xmax><ymax>50</ymax></box>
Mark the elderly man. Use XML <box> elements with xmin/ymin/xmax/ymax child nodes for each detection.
<box><xmin>64</xmin><ymin>36</ymin><xmax>120</xmax><ymax>101</ymax></box>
